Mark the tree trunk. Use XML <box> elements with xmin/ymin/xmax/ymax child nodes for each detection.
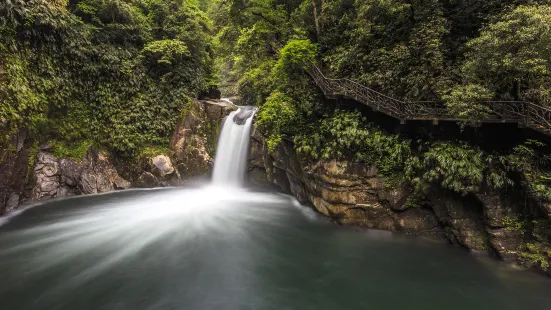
<box><xmin>311</xmin><ymin>0</ymin><xmax>321</xmax><ymax>40</ymax></box>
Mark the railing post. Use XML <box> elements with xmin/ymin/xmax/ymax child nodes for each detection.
<box><xmin>524</xmin><ymin>103</ymin><xmax>530</xmax><ymax>127</ymax></box>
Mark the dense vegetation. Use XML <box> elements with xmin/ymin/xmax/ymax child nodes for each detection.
<box><xmin>207</xmin><ymin>0</ymin><xmax>551</xmax><ymax>270</ymax></box>
<box><xmin>1</xmin><ymin>0</ymin><xmax>215</xmax><ymax>156</ymax></box>
<box><xmin>1</xmin><ymin>0</ymin><xmax>550</xmax><ymax>269</ymax></box>
<box><xmin>209</xmin><ymin>0</ymin><xmax>551</xmax><ymax>201</ymax></box>
<box><xmin>3</xmin><ymin>0</ymin><xmax>551</xmax><ymax>203</ymax></box>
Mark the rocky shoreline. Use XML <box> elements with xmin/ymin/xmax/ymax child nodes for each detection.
<box><xmin>247</xmin><ymin>127</ymin><xmax>551</xmax><ymax>276</ymax></box>
<box><xmin>2</xmin><ymin>99</ymin><xmax>550</xmax><ymax>276</ymax></box>
<box><xmin>0</xmin><ymin>99</ymin><xmax>237</xmax><ymax>215</ymax></box>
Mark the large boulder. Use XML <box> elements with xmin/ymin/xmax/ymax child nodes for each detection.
<box><xmin>136</xmin><ymin>172</ymin><xmax>160</xmax><ymax>188</ymax></box>
<box><xmin>150</xmin><ymin>154</ymin><xmax>175</xmax><ymax>177</ymax></box>
<box><xmin>30</xmin><ymin>148</ymin><xmax>130</xmax><ymax>201</ymax></box>
<box><xmin>138</xmin><ymin>154</ymin><xmax>181</xmax><ymax>187</ymax></box>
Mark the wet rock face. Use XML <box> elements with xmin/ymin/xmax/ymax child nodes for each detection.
<box><xmin>169</xmin><ymin>99</ymin><xmax>237</xmax><ymax>181</ymax></box>
<box><xmin>247</xmin><ymin>131</ymin><xmax>551</xmax><ymax>274</ymax></box>
<box><xmin>248</xmin><ymin>137</ymin><xmax>446</xmax><ymax>241</ymax></box>
<box><xmin>31</xmin><ymin>148</ymin><xmax>130</xmax><ymax>201</ymax></box>
<box><xmin>0</xmin><ymin>129</ymin><xmax>32</xmax><ymax>215</ymax></box>
<box><xmin>232</xmin><ymin>107</ymin><xmax>255</xmax><ymax>125</ymax></box>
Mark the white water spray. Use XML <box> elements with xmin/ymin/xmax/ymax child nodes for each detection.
<box><xmin>212</xmin><ymin>107</ymin><xmax>256</xmax><ymax>186</ymax></box>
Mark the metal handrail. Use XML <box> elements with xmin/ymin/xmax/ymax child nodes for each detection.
<box><xmin>306</xmin><ymin>64</ymin><xmax>551</xmax><ymax>134</ymax></box>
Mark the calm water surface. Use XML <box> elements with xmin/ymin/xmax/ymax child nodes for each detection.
<box><xmin>1</xmin><ymin>187</ymin><xmax>550</xmax><ymax>310</ymax></box>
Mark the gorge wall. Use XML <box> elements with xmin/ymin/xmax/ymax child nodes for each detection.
<box><xmin>0</xmin><ymin>99</ymin><xmax>236</xmax><ymax>215</ymax></box>
<box><xmin>248</xmin><ymin>127</ymin><xmax>551</xmax><ymax>276</ymax></box>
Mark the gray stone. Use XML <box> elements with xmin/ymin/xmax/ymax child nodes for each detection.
<box><xmin>136</xmin><ymin>172</ymin><xmax>159</xmax><ymax>188</ymax></box>
<box><xmin>151</xmin><ymin>155</ymin><xmax>175</xmax><ymax>177</ymax></box>
<box><xmin>60</xmin><ymin>159</ymin><xmax>83</xmax><ymax>186</ymax></box>
<box><xmin>6</xmin><ymin>193</ymin><xmax>20</xmax><ymax>213</ymax></box>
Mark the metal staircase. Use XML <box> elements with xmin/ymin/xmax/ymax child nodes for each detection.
<box><xmin>307</xmin><ymin>65</ymin><xmax>551</xmax><ymax>135</ymax></box>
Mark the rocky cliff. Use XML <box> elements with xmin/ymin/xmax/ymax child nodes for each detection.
<box><xmin>30</xmin><ymin>147</ymin><xmax>131</xmax><ymax>201</ymax></box>
<box><xmin>168</xmin><ymin>99</ymin><xmax>236</xmax><ymax>181</ymax></box>
<box><xmin>0</xmin><ymin>130</ymin><xmax>33</xmax><ymax>215</ymax></box>
<box><xmin>249</xmin><ymin>127</ymin><xmax>551</xmax><ymax>275</ymax></box>
<box><xmin>0</xmin><ymin>99</ymin><xmax>236</xmax><ymax>215</ymax></box>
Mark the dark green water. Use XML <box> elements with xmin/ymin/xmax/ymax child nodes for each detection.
<box><xmin>1</xmin><ymin>187</ymin><xmax>550</xmax><ymax>310</ymax></box>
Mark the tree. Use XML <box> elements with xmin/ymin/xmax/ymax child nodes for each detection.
<box><xmin>461</xmin><ymin>5</ymin><xmax>551</xmax><ymax>103</ymax></box>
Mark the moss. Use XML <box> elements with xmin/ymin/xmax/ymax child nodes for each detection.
<box><xmin>179</xmin><ymin>98</ymin><xmax>196</xmax><ymax>120</ymax></box>
<box><xmin>137</xmin><ymin>145</ymin><xmax>170</xmax><ymax>160</ymax></box>
<box><xmin>26</xmin><ymin>140</ymin><xmax>39</xmax><ymax>183</ymax></box>
<box><xmin>0</xmin><ymin>126</ymin><xmax>18</xmax><ymax>163</ymax></box>
<box><xmin>471</xmin><ymin>235</ymin><xmax>490</xmax><ymax>251</ymax></box>
<box><xmin>531</xmin><ymin>219</ymin><xmax>551</xmax><ymax>241</ymax></box>
<box><xmin>519</xmin><ymin>243</ymin><xmax>550</xmax><ymax>271</ymax></box>
<box><xmin>199</xmin><ymin>118</ymin><xmax>220</xmax><ymax>157</ymax></box>
<box><xmin>50</xmin><ymin>140</ymin><xmax>92</xmax><ymax>161</ymax></box>
<box><xmin>502</xmin><ymin>216</ymin><xmax>527</xmax><ymax>234</ymax></box>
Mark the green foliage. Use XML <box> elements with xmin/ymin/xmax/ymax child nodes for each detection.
<box><xmin>442</xmin><ymin>84</ymin><xmax>493</xmax><ymax>121</ymax></box>
<box><xmin>519</xmin><ymin>243</ymin><xmax>550</xmax><ymax>271</ymax></box>
<box><xmin>137</xmin><ymin>145</ymin><xmax>170</xmax><ymax>160</ymax></box>
<box><xmin>295</xmin><ymin>110</ymin><xmax>411</xmax><ymax>174</ymax></box>
<box><xmin>26</xmin><ymin>140</ymin><xmax>39</xmax><ymax>182</ymax></box>
<box><xmin>318</xmin><ymin>0</ymin><xmax>450</xmax><ymax>100</ymax></box>
<box><xmin>0</xmin><ymin>0</ymin><xmax>26</xmax><ymax>27</ymax></box>
<box><xmin>508</xmin><ymin>139</ymin><xmax>551</xmax><ymax>202</ymax></box>
<box><xmin>462</xmin><ymin>4</ymin><xmax>551</xmax><ymax>103</ymax></box>
<box><xmin>142</xmin><ymin>39</ymin><xmax>191</xmax><ymax>65</ymax></box>
<box><xmin>405</xmin><ymin>143</ymin><xmax>485</xmax><ymax>194</ymax></box>
<box><xmin>256</xmin><ymin>91</ymin><xmax>297</xmax><ymax>151</ymax></box>
<box><xmin>50</xmin><ymin>140</ymin><xmax>93</xmax><ymax>161</ymax></box>
<box><xmin>276</xmin><ymin>39</ymin><xmax>316</xmax><ymax>71</ymax></box>
<box><xmin>405</xmin><ymin>142</ymin><xmax>514</xmax><ymax>195</ymax></box>
<box><xmin>502</xmin><ymin>216</ymin><xmax>527</xmax><ymax>234</ymax></box>
<box><xmin>1</xmin><ymin>0</ymin><xmax>215</xmax><ymax>157</ymax></box>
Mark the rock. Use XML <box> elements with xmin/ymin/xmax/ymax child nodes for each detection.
<box><xmin>150</xmin><ymin>155</ymin><xmax>175</xmax><ymax>178</ymax></box>
<box><xmin>60</xmin><ymin>159</ymin><xmax>83</xmax><ymax>186</ymax></box>
<box><xmin>232</xmin><ymin>106</ymin><xmax>255</xmax><ymax>125</ymax></box>
<box><xmin>30</xmin><ymin>149</ymin><xmax>129</xmax><ymax>199</ymax></box>
<box><xmin>395</xmin><ymin>208</ymin><xmax>443</xmax><ymax>235</ymax></box>
<box><xmin>136</xmin><ymin>172</ymin><xmax>159</xmax><ymax>188</ymax></box>
<box><xmin>203</xmin><ymin>100</ymin><xmax>236</xmax><ymax>120</ymax></box>
<box><xmin>32</xmin><ymin>151</ymin><xmax>62</xmax><ymax>200</ymax></box>
<box><xmin>427</xmin><ymin>192</ymin><xmax>490</xmax><ymax>252</ymax></box>
<box><xmin>113</xmin><ymin>177</ymin><xmax>131</xmax><ymax>190</ymax></box>
<box><xmin>6</xmin><ymin>193</ymin><xmax>20</xmax><ymax>213</ymax></box>
<box><xmin>248</xmin><ymin>134</ymin><xmax>446</xmax><ymax>241</ymax></box>
<box><xmin>79</xmin><ymin>170</ymin><xmax>97</xmax><ymax>194</ymax></box>
<box><xmin>380</xmin><ymin>188</ymin><xmax>411</xmax><ymax>211</ymax></box>
<box><xmin>169</xmin><ymin>99</ymin><xmax>237</xmax><ymax>180</ymax></box>
<box><xmin>486</xmin><ymin>228</ymin><xmax>523</xmax><ymax>262</ymax></box>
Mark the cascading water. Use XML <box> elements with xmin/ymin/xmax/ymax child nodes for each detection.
<box><xmin>212</xmin><ymin>106</ymin><xmax>256</xmax><ymax>186</ymax></box>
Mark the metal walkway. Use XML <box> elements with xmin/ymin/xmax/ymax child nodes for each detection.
<box><xmin>307</xmin><ymin>65</ymin><xmax>551</xmax><ymax>135</ymax></box>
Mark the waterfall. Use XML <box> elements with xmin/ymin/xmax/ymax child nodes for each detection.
<box><xmin>212</xmin><ymin>106</ymin><xmax>256</xmax><ymax>186</ymax></box>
